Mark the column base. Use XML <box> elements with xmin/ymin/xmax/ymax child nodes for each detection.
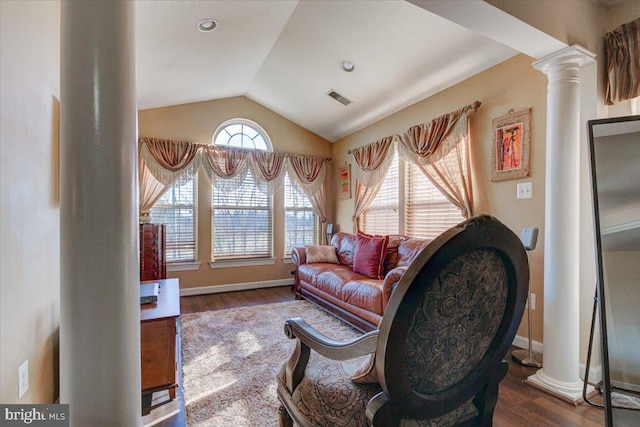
<box><xmin>524</xmin><ymin>369</ymin><xmax>595</xmax><ymax>406</ymax></box>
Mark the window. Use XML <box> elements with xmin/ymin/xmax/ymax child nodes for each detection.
<box><xmin>212</xmin><ymin>119</ymin><xmax>269</xmax><ymax>150</ymax></box>
<box><xmin>406</xmin><ymin>163</ymin><xmax>464</xmax><ymax>239</ymax></box>
<box><xmin>361</xmin><ymin>154</ymin><xmax>463</xmax><ymax>238</ymax></box>
<box><xmin>284</xmin><ymin>173</ymin><xmax>317</xmax><ymax>254</ymax></box>
<box><xmin>151</xmin><ymin>178</ymin><xmax>197</xmax><ymax>263</ymax></box>
<box><xmin>211</xmin><ymin>119</ymin><xmax>273</xmax><ymax>260</ymax></box>
<box><xmin>361</xmin><ymin>153</ymin><xmax>400</xmax><ymax>235</ymax></box>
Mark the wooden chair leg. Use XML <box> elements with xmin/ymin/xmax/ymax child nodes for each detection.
<box><xmin>474</xmin><ymin>360</ymin><xmax>509</xmax><ymax>426</ymax></box>
<box><xmin>279</xmin><ymin>404</ymin><xmax>293</xmax><ymax>427</ymax></box>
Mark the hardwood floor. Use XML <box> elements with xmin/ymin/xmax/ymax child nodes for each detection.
<box><xmin>178</xmin><ymin>286</ymin><xmax>605</xmax><ymax>426</ymax></box>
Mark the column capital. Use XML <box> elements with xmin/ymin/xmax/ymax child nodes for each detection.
<box><xmin>532</xmin><ymin>45</ymin><xmax>596</xmax><ymax>75</ymax></box>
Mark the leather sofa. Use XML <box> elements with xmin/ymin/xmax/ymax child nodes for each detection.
<box><xmin>291</xmin><ymin>232</ymin><xmax>431</xmax><ymax>332</ymax></box>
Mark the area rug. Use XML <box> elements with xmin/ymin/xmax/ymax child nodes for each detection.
<box><xmin>180</xmin><ymin>300</ymin><xmax>362</xmax><ymax>426</ymax></box>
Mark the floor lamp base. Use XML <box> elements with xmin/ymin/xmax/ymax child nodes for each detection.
<box><xmin>512</xmin><ymin>348</ymin><xmax>543</xmax><ymax>368</ymax></box>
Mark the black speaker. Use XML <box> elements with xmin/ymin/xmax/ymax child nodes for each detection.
<box><xmin>520</xmin><ymin>227</ymin><xmax>539</xmax><ymax>251</ymax></box>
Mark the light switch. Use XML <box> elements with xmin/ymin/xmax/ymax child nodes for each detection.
<box><xmin>517</xmin><ymin>182</ymin><xmax>533</xmax><ymax>199</ymax></box>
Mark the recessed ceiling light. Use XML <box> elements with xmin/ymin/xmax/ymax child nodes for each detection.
<box><xmin>198</xmin><ymin>19</ymin><xmax>218</xmax><ymax>33</ymax></box>
<box><xmin>340</xmin><ymin>60</ymin><xmax>355</xmax><ymax>72</ymax></box>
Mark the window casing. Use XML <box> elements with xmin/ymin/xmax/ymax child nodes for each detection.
<box><xmin>211</xmin><ymin>119</ymin><xmax>273</xmax><ymax>260</ymax></box>
<box><xmin>361</xmin><ymin>154</ymin><xmax>463</xmax><ymax>238</ymax></box>
<box><xmin>151</xmin><ymin>178</ymin><xmax>197</xmax><ymax>263</ymax></box>
<box><xmin>284</xmin><ymin>173</ymin><xmax>317</xmax><ymax>255</ymax></box>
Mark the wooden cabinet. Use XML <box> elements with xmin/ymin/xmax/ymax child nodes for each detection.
<box><xmin>140</xmin><ymin>223</ymin><xmax>166</xmax><ymax>281</ymax></box>
<box><xmin>140</xmin><ymin>278</ymin><xmax>180</xmax><ymax>415</ymax></box>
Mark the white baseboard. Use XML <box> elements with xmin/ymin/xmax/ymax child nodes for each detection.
<box><xmin>512</xmin><ymin>334</ymin><xmax>544</xmax><ymax>354</ymax></box>
<box><xmin>512</xmin><ymin>335</ymin><xmax>603</xmax><ymax>385</ymax></box>
<box><xmin>179</xmin><ymin>278</ymin><xmax>294</xmax><ymax>296</ymax></box>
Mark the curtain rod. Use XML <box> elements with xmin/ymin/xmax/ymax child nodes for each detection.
<box><xmin>346</xmin><ymin>100</ymin><xmax>481</xmax><ymax>155</ymax></box>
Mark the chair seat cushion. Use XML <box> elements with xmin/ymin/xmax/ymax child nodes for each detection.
<box><xmin>277</xmin><ymin>354</ymin><xmax>478</xmax><ymax>427</ymax></box>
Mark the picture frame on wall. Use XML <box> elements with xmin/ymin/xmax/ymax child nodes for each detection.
<box><xmin>339</xmin><ymin>164</ymin><xmax>351</xmax><ymax>200</ymax></box>
<box><xmin>491</xmin><ymin>108</ymin><xmax>531</xmax><ymax>182</ymax></box>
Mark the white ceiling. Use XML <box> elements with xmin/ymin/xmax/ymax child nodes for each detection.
<box><xmin>135</xmin><ymin>1</ymin><xmax>519</xmax><ymax>142</ymax></box>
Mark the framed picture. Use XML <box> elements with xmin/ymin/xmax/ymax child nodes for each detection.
<box><xmin>339</xmin><ymin>164</ymin><xmax>351</xmax><ymax>200</ymax></box>
<box><xmin>491</xmin><ymin>108</ymin><xmax>531</xmax><ymax>182</ymax></box>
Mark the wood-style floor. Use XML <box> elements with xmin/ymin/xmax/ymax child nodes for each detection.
<box><xmin>175</xmin><ymin>286</ymin><xmax>605</xmax><ymax>427</ymax></box>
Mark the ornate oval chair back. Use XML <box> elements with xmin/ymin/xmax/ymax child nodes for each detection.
<box><xmin>372</xmin><ymin>214</ymin><xmax>529</xmax><ymax>424</ymax></box>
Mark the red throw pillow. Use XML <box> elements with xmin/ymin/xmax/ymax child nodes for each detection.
<box><xmin>353</xmin><ymin>232</ymin><xmax>389</xmax><ymax>279</ymax></box>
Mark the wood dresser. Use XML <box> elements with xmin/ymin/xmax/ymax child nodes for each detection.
<box><xmin>140</xmin><ymin>223</ymin><xmax>166</xmax><ymax>281</ymax></box>
<box><xmin>140</xmin><ymin>278</ymin><xmax>180</xmax><ymax>415</ymax></box>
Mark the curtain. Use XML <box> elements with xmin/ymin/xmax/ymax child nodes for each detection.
<box><xmin>140</xmin><ymin>138</ymin><xmax>199</xmax><ymax>185</ymax></box>
<box><xmin>138</xmin><ymin>138</ymin><xmax>330</xmax><ymax>222</ymax></box>
<box><xmin>139</xmin><ymin>150</ymin><xmax>170</xmax><ymax>221</ymax></box>
<box><xmin>138</xmin><ymin>138</ymin><xmax>200</xmax><ymax>220</ymax></box>
<box><xmin>200</xmin><ymin>145</ymin><xmax>250</xmax><ymax>192</ymax></box>
<box><xmin>250</xmin><ymin>150</ymin><xmax>287</xmax><ymax>194</ymax></box>
<box><xmin>288</xmin><ymin>154</ymin><xmax>329</xmax><ymax>229</ymax></box>
<box><xmin>605</xmin><ymin>18</ymin><xmax>640</xmax><ymax>106</ymax></box>
<box><xmin>397</xmin><ymin>107</ymin><xmax>474</xmax><ymax>218</ymax></box>
<box><xmin>350</xmin><ymin>136</ymin><xmax>395</xmax><ymax>230</ymax></box>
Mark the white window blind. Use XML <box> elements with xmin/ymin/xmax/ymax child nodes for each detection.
<box><xmin>150</xmin><ymin>179</ymin><xmax>196</xmax><ymax>263</ymax></box>
<box><xmin>212</xmin><ymin>171</ymin><xmax>272</xmax><ymax>259</ymax></box>
<box><xmin>361</xmin><ymin>153</ymin><xmax>400</xmax><ymax>235</ymax></box>
<box><xmin>406</xmin><ymin>163</ymin><xmax>464</xmax><ymax>239</ymax></box>
<box><xmin>284</xmin><ymin>173</ymin><xmax>317</xmax><ymax>254</ymax></box>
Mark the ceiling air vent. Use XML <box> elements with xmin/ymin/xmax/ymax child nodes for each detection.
<box><xmin>327</xmin><ymin>90</ymin><xmax>352</xmax><ymax>106</ymax></box>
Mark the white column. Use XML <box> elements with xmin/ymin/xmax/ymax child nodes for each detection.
<box><xmin>60</xmin><ymin>1</ymin><xmax>139</xmax><ymax>426</ymax></box>
<box><xmin>527</xmin><ymin>45</ymin><xmax>595</xmax><ymax>403</ymax></box>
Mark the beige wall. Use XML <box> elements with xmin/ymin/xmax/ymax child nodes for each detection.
<box><xmin>0</xmin><ymin>0</ymin><xmax>60</xmax><ymax>404</ymax></box>
<box><xmin>138</xmin><ymin>96</ymin><xmax>333</xmax><ymax>290</ymax></box>
<box><xmin>332</xmin><ymin>54</ymin><xmax>548</xmax><ymax>342</ymax></box>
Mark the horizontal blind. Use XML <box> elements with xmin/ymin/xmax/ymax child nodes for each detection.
<box><xmin>406</xmin><ymin>163</ymin><xmax>464</xmax><ymax>239</ymax></box>
<box><xmin>212</xmin><ymin>171</ymin><xmax>272</xmax><ymax>259</ymax></box>
<box><xmin>284</xmin><ymin>174</ymin><xmax>316</xmax><ymax>254</ymax></box>
<box><xmin>362</xmin><ymin>153</ymin><xmax>399</xmax><ymax>235</ymax></box>
<box><xmin>151</xmin><ymin>179</ymin><xmax>196</xmax><ymax>262</ymax></box>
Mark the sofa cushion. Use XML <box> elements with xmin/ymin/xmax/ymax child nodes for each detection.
<box><xmin>383</xmin><ymin>235</ymin><xmax>404</xmax><ymax>275</ymax></box>
<box><xmin>305</xmin><ymin>244</ymin><xmax>339</xmax><ymax>264</ymax></box>
<box><xmin>298</xmin><ymin>264</ymin><xmax>362</xmax><ymax>298</ymax></box>
<box><xmin>342</xmin><ymin>279</ymin><xmax>384</xmax><ymax>314</ymax></box>
<box><xmin>353</xmin><ymin>232</ymin><xmax>389</xmax><ymax>279</ymax></box>
<box><xmin>397</xmin><ymin>237</ymin><xmax>431</xmax><ymax>267</ymax></box>
<box><xmin>331</xmin><ymin>232</ymin><xmax>356</xmax><ymax>268</ymax></box>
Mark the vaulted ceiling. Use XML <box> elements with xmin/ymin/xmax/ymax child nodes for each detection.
<box><xmin>136</xmin><ymin>1</ymin><xmax>567</xmax><ymax>142</ymax></box>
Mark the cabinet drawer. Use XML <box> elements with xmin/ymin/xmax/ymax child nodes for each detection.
<box><xmin>141</xmin><ymin>317</ymin><xmax>177</xmax><ymax>391</ymax></box>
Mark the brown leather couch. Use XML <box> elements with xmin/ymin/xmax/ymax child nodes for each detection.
<box><xmin>292</xmin><ymin>232</ymin><xmax>431</xmax><ymax>332</ymax></box>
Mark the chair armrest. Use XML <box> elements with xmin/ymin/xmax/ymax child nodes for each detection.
<box><xmin>284</xmin><ymin>317</ymin><xmax>378</xmax><ymax>360</ymax></box>
<box><xmin>291</xmin><ymin>247</ymin><xmax>307</xmax><ymax>266</ymax></box>
<box><xmin>282</xmin><ymin>317</ymin><xmax>379</xmax><ymax>393</ymax></box>
<box><xmin>382</xmin><ymin>266</ymin><xmax>408</xmax><ymax>309</ymax></box>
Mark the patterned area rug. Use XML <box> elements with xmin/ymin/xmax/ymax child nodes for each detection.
<box><xmin>181</xmin><ymin>300</ymin><xmax>361</xmax><ymax>426</ymax></box>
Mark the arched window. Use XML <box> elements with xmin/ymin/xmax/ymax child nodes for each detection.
<box><xmin>211</xmin><ymin>119</ymin><xmax>274</xmax><ymax>259</ymax></box>
<box><xmin>212</xmin><ymin>119</ymin><xmax>271</xmax><ymax>150</ymax></box>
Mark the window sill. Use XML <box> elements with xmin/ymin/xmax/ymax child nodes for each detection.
<box><xmin>167</xmin><ymin>262</ymin><xmax>201</xmax><ymax>272</ymax></box>
<box><xmin>282</xmin><ymin>257</ymin><xmax>294</xmax><ymax>264</ymax></box>
<box><xmin>209</xmin><ymin>258</ymin><xmax>276</xmax><ymax>269</ymax></box>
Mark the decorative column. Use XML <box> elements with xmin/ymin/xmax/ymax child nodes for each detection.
<box><xmin>60</xmin><ymin>1</ymin><xmax>139</xmax><ymax>426</ymax></box>
<box><xmin>528</xmin><ymin>45</ymin><xmax>595</xmax><ymax>403</ymax></box>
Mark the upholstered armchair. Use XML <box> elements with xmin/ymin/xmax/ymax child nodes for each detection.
<box><xmin>277</xmin><ymin>215</ymin><xmax>529</xmax><ymax>426</ymax></box>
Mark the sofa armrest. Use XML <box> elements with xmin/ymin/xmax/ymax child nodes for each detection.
<box><xmin>291</xmin><ymin>247</ymin><xmax>307</xmax><ymax>266</ymax></box>
<box><xmin>382</xmin><ymin>266</ymin><xmax>408</xmax><ymax>309</ymax></box>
